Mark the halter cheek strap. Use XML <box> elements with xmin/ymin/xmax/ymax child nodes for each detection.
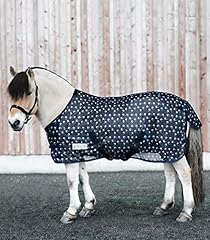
<box><xmin>10</xmin><ymin>84</ymin><xmax>39</xmax><ymax>124</ymax></box>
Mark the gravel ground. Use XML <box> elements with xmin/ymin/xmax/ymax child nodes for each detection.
<box><xmin>0</xmin><ymin>171</ymin><xmax>209</xmax><ymax>240</ymax></box>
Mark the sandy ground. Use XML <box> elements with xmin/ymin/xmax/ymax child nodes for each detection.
<box><xmin>0</xmin><ymin>171</ymin><xmax>209</xmax><ymax>240</ymax></box>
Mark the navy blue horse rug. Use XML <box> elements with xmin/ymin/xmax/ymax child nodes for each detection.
<box><xmin>45</xmin><ymin>90</ymin><xmax>201</xmax><ymax>164</ymax></box>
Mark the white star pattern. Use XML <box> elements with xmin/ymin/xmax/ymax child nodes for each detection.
<box><xmin>45</xmin><ymin>90</ymin><xmax>202</xmax><ymax>164</ymax></box>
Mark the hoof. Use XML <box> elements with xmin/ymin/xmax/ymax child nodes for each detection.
<box><xmin>79</xmin><ymin>207</ymin><xmax>95</xmax><ymax>218</ymax></box>
<box><xmin>153</xmin><ymin>207</ymin><xmax>168</xmax><ymax>216</ymax></box>
<box><xmin>60</xmin><ymin>211</ymin><xmax>77</xmax><ymax>224</ymax></box>
<box><xmin>176</xmin><ymin>211</ymin><xmax>192</xmax><ymax>223</ymax></box>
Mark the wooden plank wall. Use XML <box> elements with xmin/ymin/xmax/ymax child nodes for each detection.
<box><xmin>0</xmin><ymin>0</ymin><xmax>209</xmax><ymax>155</ymax></box>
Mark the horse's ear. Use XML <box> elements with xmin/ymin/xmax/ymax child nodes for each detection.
<box><xmin>10</xmin><ymin>66</ymin><xmax>17</xmax><ymax>76</ymax></box>
<box><xmin>26</xmin><ymin>67</ymin><xmax>35</xmax><ymax>80</ymax></box>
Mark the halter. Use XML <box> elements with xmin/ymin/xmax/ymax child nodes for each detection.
<box><xmin>10</xmin><ymin>82</ymin><xmax>39</xmax><ymax>124</ymax></box>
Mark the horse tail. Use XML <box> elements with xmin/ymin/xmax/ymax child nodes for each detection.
<box><xmin>186</xmin><ymin>126</ymin><xmax>204</xmax><ymax>205</ymax></box>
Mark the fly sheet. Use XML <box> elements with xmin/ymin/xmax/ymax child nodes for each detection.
<box><xmin>45</xmin><ymin>90</ymin><xmax>201</xmax><ymax>164</ymax></box>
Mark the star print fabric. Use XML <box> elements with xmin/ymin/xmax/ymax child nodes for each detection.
<box><xmin>45</xmin><ymin>90</ymin><xmax>201</xmax><ymax>164</ymax></box>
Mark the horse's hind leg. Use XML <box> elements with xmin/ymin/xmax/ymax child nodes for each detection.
<box><xmin>60</xmin><ymin>163</ymin><xmax>81</xmax><ymax>224</ymax></box>
<box><xmin>173</xmin><ymin>156</ymin><xmax>194</xmax><ymax>222</ymax></box>
<box><xmin>153</xmin><ymin>163</ymin><xmax>176</xmax><ymax>216</ymax></box>
<box><xmin>79</xmin><ymin>162</ymin><xmax>96</xmax><ymax>217</ymax></box>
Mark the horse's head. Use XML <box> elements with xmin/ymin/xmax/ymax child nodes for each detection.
<box><xmin>7</xmin><ymin>67</ymin><xmax>39</xmax><ymax>131</ymax></box>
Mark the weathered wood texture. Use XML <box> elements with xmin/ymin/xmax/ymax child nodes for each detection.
<box><xmin>0</xmin><ymin>0</ymin><xmax>209</xmax><ymax>155</ymax></box>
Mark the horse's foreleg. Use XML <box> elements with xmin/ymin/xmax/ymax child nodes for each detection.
<box><xmin>79</xmin><ymin>162</ymin><xmax>96</xmax><ymax>217</ymax></box>
<box><xmin>173</xmin><ymin>156</ymin><xmax>194</xmax><ymax>222</ymax></box>
<box><xmin>153</xmin><ymin>163</ymin><xmax>176</xmax><ymax>216</ymax></box>
<box><xmin>60</xmin><ymin>163</ymin><xmax>81</xmax><ymax>224</ymax></box>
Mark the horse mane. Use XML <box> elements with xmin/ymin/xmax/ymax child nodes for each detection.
<box><xmin>8</xmin><ymin>67</ymin><xmax>73</xmax><ymax>101</ymax></box>
<box><xmin>7</xmin><ymin>72</ymin><xmax>30</xmax><ymax>100</ymax></box>
<box><xmin>31</xmin><ymin>66</ymin><xmax>73</xmax><ymax>86</ymax></box>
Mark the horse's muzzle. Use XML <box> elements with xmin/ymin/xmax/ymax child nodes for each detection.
<box><xmin>9</xmin><ymin>119</ymin><xmax>23</xmax><ymax>131</ymax></box>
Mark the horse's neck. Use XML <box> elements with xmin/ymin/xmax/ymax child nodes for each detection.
<box><xmin>34</xmin><ymin>69</ymin><xmax>75</xmax><ymax>128</ymax></box>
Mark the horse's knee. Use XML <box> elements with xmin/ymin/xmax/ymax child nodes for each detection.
<box><xmin>79</xmin><ymin>172</ymin><xmax>89</xmax><ymax>185</ymax></box>
<box><xmin>67</xmin><ymin>179</ymin><xmax>73</xmax><ymax>188</ymax></box>
<box><xmin>173</xmin><ymin>158</ymin><xmax>191</xmax><ymax>181</ymax></box>
<box><xmin>178</xmin><ymin>165</ymin><xmax>191</xmax><ymax>182</ymax></box>
<box><xmin>65</xmin><ymin>163</ymin><xmax>80</xmax><ymax>188</ymax></box>
<box><xmin>67</xmin><ymin>177</ymin><xmax>79</xmax><ymax>188</ymax></box>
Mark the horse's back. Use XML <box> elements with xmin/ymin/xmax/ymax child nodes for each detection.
<box><xmin>84</xmin><ymin>90</ymin><xmax>201</xmax><ymax>129</ymax></box>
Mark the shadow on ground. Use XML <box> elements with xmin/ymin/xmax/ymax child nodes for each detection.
<box><xmin>0</xmin><ymin>171</ymin><xmax>209</xmax><ymax>240</ymax></box>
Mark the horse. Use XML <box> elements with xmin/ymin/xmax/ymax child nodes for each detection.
<box><xmin>7</xmin><ymin>66</ymin><xmax>204</xmax><ymax>223</ymax></box>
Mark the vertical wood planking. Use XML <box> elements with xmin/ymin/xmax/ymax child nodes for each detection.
<box><xmin>87</xmin><ymin>0</ymin><xmax>93</xmax><ymax>93</ymax></box>
<box><xmin>156</xmin><ymin>0</ymin><xmax>162</xmax><ymax>89</ymax></box>
<box><xmin>152</xmin><ymin>0</ymin><xmax>158</xmax><ymax>89</ymax></box>
<box><xmin>146</xmin><ymin>0</ymin><xmax>154</xmax><ymax>91</ymax></box>
<box><xmin>0</xmin><ymin>1</ymin><xmax>3</xmax><ymax>154</ymax></box>
<box><xmin>167</xmin><ymin>1</ymin><xmax>175</xmax><ymax>93</ymax></box>
<box><xmin>33</xmin><ymin>0</ymin><xmax>39</xmax><ymax>66</ymax></box>
<box><xmin>113</xmin><ymin>0</ymin><xmax>121</xmax><ymax>96</ymax></box>
<box><xmin>186</xmin><ymin>0</ymin><xmax>198</xmax><ymax>113</ymax></box>
<box><xmin>195</xmin><ymin>0</ymin><xmax>201</xmax><ymax>115</ymax></box>
<box><xmin>0</xmin><ymin>0</ymin><xmax>210</xmax><ymax>154</ymax></box>
<box><xmin>185</xmin><ymin>0</ymin><xmax>190</xmax><ymax>100</ymax></box>
<box><xmin>156</xmin><ymin>0</ymin><xmax>163</xmax><ymax>90</ymax></box>
<box><xmin>27</xmin><ymin>0</ymin><xmax>41</xmax><ymax>155</ymax></box>
<box><xmin>37</xmin><ymin>0</ymin><xmax>45</xmax><ymax>67</ymax></box>
<box><xmin>174</xmin><ymin>0</ymin><xmax>179</xmax><ymax>95</ymax></box>
<box><xmin>162</xmin><ymin>0</ymin><xmax>168</xmax><ymax>92</ymax></box>
<box><xmin>102</xmin><ymin>0</ymin><xmax>111</xmax><ymax>96</ymax></box>
<box><xmin>119</xmin><ymin>0</ymin><xmax>125</xmax><ymax>95</ymax></box>
<box><xmin>59</xmin><ymin>0</ymin><xmax>67</xmax><ymax>77</ymax></box>
<box><xmin>76</xmin><ymin>0</ymin><xmax>82</xmax><ymax>89</ymax></box>
<box><xmin>5</xmin><ymin>1</ymin><xmax>14</xmax><ymax>155</ymax></box>
<box><xmin>141</xmin><ymin>0</ymin><xmax>147</xmax><ymax>91</ymax></box>
<box><xmin>207</xmin><ymin>0</ymin><xmax>210</xmax><ymax>150</ymax></box>
<box><xmin>178</xmin><ymin>0</ymin><xmax>186</xmax><ymax>98</ymax></box>
<box><xmin>199</xmin><ymin>0</ymin><xmax>208</xmax><ymax>151</ymax></box>
<box><xmin>48</xmin><ymin>0</ymin><xmax>55</xmax><ymax>71</ymax></box>
<box><xmin>16</xmin><ymin>0</ymin><xmax>25</xmax><ymax>155</ymax></box>
<box><xmin>70</xmin><ymin>0</ymin><xmax>78</xmax><ymax>86</ymax></box>
<box><xmin>55</xmin><ymin>0</ymin><xmax>61</xmax><ymax>71</ymax></box>
<box><xmin>130</xmin><ymin>0</ymin><xmax>137</xmax><ymax>93</ymax></box>
<box><xmin>44</xmin><ymin>0</ymin><xmax>49</xmax><ymax>68</ymax></box>
<box><xmin>21</xmin><ymin>0</ymin><xmax>31</xmax><ymax>155</ymax></box>
<box><xmin>135</xmin><ymin>0</ymin><xmax>143</xmax><ymax>92</ymax></box>
<box><xmin>88</xmin><ymin>0</ymin><xmax>97</xmax><ymax>94</ymax></box>
<box><xmin>1</xmin><ymin>0</ymin><xmax>9</xmax><ymax>154</ymax></box>
<box><xmin>21</xmin><ymin>0</ymin><xmax>30</xmax><ymax>154</ymax></box>
<box><xmin>124</xmin><ymin>0</ymin><xmax>132</xmax><ymax>94</ymax></box>
<box><xmin>97</xmin><ymin>2</ymin><xmax>103</xmax><ymax>95</ymax></box>
<box><xmin>109</xmin><ymin>0</ymin><xmax>115</xmax><ymax>95</ymax></box>
<box><xmin>80</xmin><ymin>0</ymin><xmax>89</xmax><ymax>92</ymax></box>
<box><xmin>66</xmin><ymin>0</ymin><xmax>71</xmax><ymax>81</ymax></box>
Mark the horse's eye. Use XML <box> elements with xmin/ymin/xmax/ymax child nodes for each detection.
<box><xmin>26</xmin><ymin>92</ymin><xmax>32</xmax><ymax>96</ymax></box>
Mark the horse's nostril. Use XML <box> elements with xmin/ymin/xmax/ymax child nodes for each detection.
<box><xmin>13</xmin><ymin>120</ymin><xmax>20</xmax><ymax>127</ymax></box>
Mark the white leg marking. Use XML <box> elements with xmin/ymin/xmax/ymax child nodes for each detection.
<box><xmin>153</xmin><ymin>163</ymin><xmax>176</xmax><ymax>216</ymax></box>
<box><xmin>161</xmin><ymin>163</ymin><xmax>176</xmax><ymax>210</ymax></box>
<box><xmin>79</xmin><ymin>162</ymin><xmax>96</xmax><ymax>209</ymax></box>
<box><xmin>60</xmin><ymin>163</ymin><xmax>81</xmax><ymax>224</ymax></box>
<box><xmin>79</xmin><ymin>162</ymin><xmax>96</xmax><ymax>217</ymax></box>
<box><xmin>66</xmin><ymin>163</ymin><xmax>81</xmax><ymax>214</ymax></box>
<box><xmin>173</xmin><ymin>156</ymin><xmax>194</xmax><ymax>221</ymax></box>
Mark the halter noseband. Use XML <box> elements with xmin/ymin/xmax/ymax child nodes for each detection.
<box><xmin>10</xmin><ymin>83</ymin><xmax>39</xmax><ymax>124</ymax></box>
